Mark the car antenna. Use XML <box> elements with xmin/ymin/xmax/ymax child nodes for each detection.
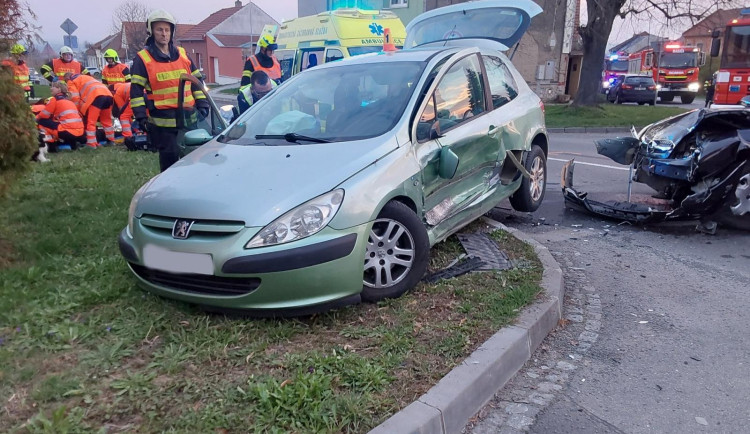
<box><xmin>443</xmin><ymin>24</ymin><xmax>457</xmax><ymax>46</ymax></box>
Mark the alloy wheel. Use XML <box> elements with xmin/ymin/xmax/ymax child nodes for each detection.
<box><xmin>529</xmin><ymin>155</ymin><xmax>545</xmax><ymax>202</ymax></box>
<box><xmin>363</xmin><ymin>218</ymin><xmax>415</xmax><ymax>288</ymax></box>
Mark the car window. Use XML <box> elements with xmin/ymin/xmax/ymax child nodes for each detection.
<box><xmin>222</xmin><ymin>61</ymin><xmax>424</xmax><ymax>144</ymax></box>
<box><xmin>624</xmin><ymin>76</ymin><xmax>655</xmax><ymax>85</ymax></box>
<box><xmin>276</xmin><ymin>49</ymin><xmax>296</xmax><ymax>81</ymax></box>
<box><xmin>325</xmin><ymin>48</ymin><xmax>344</xmax><ymax>63</ymax></box>
<box><xmin>482</xmin><ymin>55</ymin><xmax>518</xmax><ymax>109</ymax></box>
<box><xmin>420</xmin><ymin>54</ymin><xmax>485</xmax><ymax>135</ymax></box>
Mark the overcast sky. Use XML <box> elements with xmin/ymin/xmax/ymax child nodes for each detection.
<box><xmin>25</xmin><ymin>0</ymin><xmax>298</xmax><ymax>48</ymax></box>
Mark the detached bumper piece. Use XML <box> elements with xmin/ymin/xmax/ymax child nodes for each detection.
<box><xmin>560</xmin><ymin>159</ymin><xmax>669</xmax><ymax>224</ymax></box>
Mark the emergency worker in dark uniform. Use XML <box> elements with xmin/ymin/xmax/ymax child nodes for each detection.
<box><xmin>130</xmin><ymin>9</ymin><xmax>209</xmax><ymax>172</ymax></box>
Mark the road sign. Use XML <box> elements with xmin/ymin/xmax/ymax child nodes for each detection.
<box><xmin>60</xmin><ymin>18</ymin><xmax>78</xmax><ymax>35</ymax></box>
<box><xmin>63</xmin><ymin>35</ymin><xmax>78</xmax><ymax>49</ymax></box>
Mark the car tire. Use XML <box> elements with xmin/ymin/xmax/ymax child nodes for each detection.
<box><xmin>638</xmin><ymin>102</ymin><xmax>645</xmax><ymax>105</ymax></box>
<box><xmin>661</xmin><ymin>95</ymin><xmax>674</xmax><ymax>102</ymax></box>
<box><xmin>361</xmin><ymin>201</ymin><xmax>429</xmax><ymax>302</ymax></box>
<box><xmin>615</xmin><ymin>93</ymin><xmax>623</xmax><ymax>104</ymax></box>
<box><xmin>681</xmin><ymin>95</ymin><xmax>695</xmax><ymax>104</ymax></box>
<box><xmin>717</xmin><ymin>169</ymin><xmax>750</xmax><ymax>231</ymax></box>
<box><xmin>509</xmin><ymin>144</ymin><xmax>547</xmax><ymax>212</ymax></box>
<box><xmin>649</xmin><ymin>99</ymin><xmax>656</xmax><ymax>106</ymax></box>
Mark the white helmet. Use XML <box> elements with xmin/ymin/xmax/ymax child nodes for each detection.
<box><xmin>147</xmin><ymin>9</ymin><xmax>176</xmax><ymax>37</ymax></box>
<box><xmin>59</xmin><ymin>46</ymin><xmax>74</xmax><ymax>56</ymax></box>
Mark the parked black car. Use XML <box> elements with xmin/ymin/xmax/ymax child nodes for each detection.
<box><xmin>607</xmin><ymin>74</ymin><xmax>657</xmax><ymax>105</ymax></box>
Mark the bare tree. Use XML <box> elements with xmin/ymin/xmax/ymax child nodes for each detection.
<box><xmin>111</xmin><ymin>1</ymin><xmax>149</xmax><ymax>60</ymax></box>
<box><xmin>0</xmin><ymin>0</ymin><xmax>39</xmax><ymax>53</ymax></box>
<box><xmin>574</xmin><ymin>0</ymin><xmax>744</xmax><ymax>106</ymax></box>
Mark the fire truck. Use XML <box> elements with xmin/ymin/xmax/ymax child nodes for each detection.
<box><xmin>601</xmin><ymin>51</ymin><xmax>629</xmax><ymax>93</ymax></box>
<box><xmin>628</xmin><ymin>41</ymin><xmax>705</xmax><ymax>103</ymax></box>
<box><xmin>709</xmin><ymin>9</ymin><xmax>750</xmax><ymax>106</ymax></box>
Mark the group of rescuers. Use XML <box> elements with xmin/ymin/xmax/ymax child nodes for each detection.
<box><xmin>8</xmin><ymin>9</ymin><xmax>281</xmax><ymax>172</ymax></box>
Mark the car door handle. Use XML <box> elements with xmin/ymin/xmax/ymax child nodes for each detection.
<box><xmin>488</xmin><ymin>125</ymin><xmax>501</xmax><ymax>136</ymax></box>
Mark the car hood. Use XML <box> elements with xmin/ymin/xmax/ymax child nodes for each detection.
<box><xmin>136</xmin><ymin>139</ymin><xmax>394</xmax><ymax>226</ymax></box>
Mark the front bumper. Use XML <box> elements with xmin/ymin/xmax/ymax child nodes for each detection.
<box><xmin>118</xmin><ymin>221</ymin><xmax>370</xmax><ymax>313</ymax></box>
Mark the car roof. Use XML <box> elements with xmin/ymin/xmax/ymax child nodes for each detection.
<box><xmin>313</xmin><ymin>45</ymin><xmax>463</xmax><ymax>69</ymax></box>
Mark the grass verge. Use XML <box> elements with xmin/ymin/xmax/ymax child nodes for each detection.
<box><xmin>0</xmin><ymin>148</ymin><xmax>544</xmax><ymax>433</ymax></box>
<box><xmin>545</xmin><ymin>104</ymin><xmax>690</xmax><ymax>128</ymax></box>
<box><xmin>219</xmin><ymin>87</ymin><xmax>240</xmax><ymax>95</ymax></box>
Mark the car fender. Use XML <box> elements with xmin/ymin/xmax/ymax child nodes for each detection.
<box><xmin>328</xmin><ymin>144</ymin><xmax>423</xmax><ymax>230</ymax></box>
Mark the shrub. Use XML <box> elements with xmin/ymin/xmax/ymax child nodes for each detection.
<box><xmin>0</xmin><ymin>66</ymin><xmax>37</xmax><ymax>195</ymax></box>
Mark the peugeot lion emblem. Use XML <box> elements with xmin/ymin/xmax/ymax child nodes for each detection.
<box><xmin>172</xmin><ymin>219</ymin><xmax>195</xmax><ymax>239</ymax></box>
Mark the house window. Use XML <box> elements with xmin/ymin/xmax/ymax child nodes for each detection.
<box><xmin>389</xmin><ymin>0</ymin><xmax>408</xmax><ymax>8</ymax></box>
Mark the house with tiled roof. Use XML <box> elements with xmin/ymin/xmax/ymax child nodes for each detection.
<box><xmin>681</xmin><ymin>8</ymin><xmax>743</xmax><ymax>55</ymax></box>
<box><xmin>178</xmin><ymin>1</ymin><xmax>279</xmax><ymax>84</ymax></box>
<box><xmin>85</xmin><ymin>22</ymin><xmax>195</xmax><ymax>70</ymax></box>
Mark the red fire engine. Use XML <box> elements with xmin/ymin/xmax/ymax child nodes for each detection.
<box><xmin>628</xmin><ymin>41</ymin><xmax>705</xmax><ymax>104</ymax></box>
<box><xmin>601</xmin><ymin>51</ymin><xmax>629</xmax><ymax>93</ymax></box>
<box><xmin>710</xmin><ymin>9</ymin><xmax>750</xmax><ymax>106</ymax></box>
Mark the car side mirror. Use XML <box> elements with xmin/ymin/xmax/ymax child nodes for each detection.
<box><xmin>184</xmin><ymin>129</ymin><xmax>213</xmax><ymax>146</ymax></box>
<box><xmin>710</xmin><ymin>38</ymin><xmax>721</xmax><ymax>58</ymax></box>
<box><xmin>712</xmin><ymin>29</ymin><xmax>721</xmax><ymax>39</ymax></box>
<box><xmin>438</xmin><ymin>147</ymin><xmax>459</xmax><ymax>179</ymax></box>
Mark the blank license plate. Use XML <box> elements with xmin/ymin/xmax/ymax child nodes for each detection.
<box><xmin>142</xmin><ymin>244</ymin><xmax>213</xmax><ymax>275</ymax></box>
<box><xmin>635</xmin><ymin>87</ymin><xmax>646</xmax><ymax>90</ymax></box>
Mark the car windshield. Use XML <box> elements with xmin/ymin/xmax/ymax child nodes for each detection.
<box><xmin>659</xmin><ymin>52</ymin><xmax>697</xmax><ymax>68</ymax></box>
<box><xmin>220</xmin><ymin>60</ymin><xmax>425</xmax><ymax>145</ymax></box>
<box><xmin>605</xmin><ymin>59</ymin><xmax>629</xmax><ymax>72</ymax></box>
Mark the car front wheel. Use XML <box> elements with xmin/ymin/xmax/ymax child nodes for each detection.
<box><xmin>361</xmin><ymin>201</ymin><xmax>429</xmax><ymax>302</ymax></box>
<box><xmin>509</xmin><ymin>144</ymin><xmax>547</xmax><ymax>212</ymax></box>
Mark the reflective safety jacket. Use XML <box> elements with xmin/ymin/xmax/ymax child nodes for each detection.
<box><xmin>2</xmin><ymin>58</ymin><xmax>30</xmax><ymax>90</ymax></box>
<box><xmin>36</xmin><ymin>93</ymin><xmax>84</xmax><ymax>135</ymax></box>
<box><xmin>113</xmin><ymin>82</ymin><xmax>133</xmax><ymax>118</ymax></box>
<box><xmin>130</xmin><ymin>42</ymin><xmax>208</xmax><ymax>128</ymax></box>
<box><xmin>41</xmin><ymin>58</ymin><xmax>87</xmax><ymax>82</ymax></box>
<box><xmin>102</xmin><ymin>62</ymin><xmax>131</xmax><ymax>85</ymax></box>
<box><xmin>244</xmin><ymin>54</ymin><xmax>281</xmax><ymax>81</ymax></box>
<box><xmin>68</xmin><ymin>74</ymin><xmax>111</xmax><ymax>114</ymax></box>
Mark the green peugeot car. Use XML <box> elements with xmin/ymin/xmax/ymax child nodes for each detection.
<box><xmin>119</xmin><ymin>0</ymin><xmax>548</xmax><ymax>315</ymax></box>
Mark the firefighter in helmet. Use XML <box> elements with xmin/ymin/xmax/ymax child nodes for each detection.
<box><xmin>41</xmin><ymin>45</ymin><xmax>89</xmax><ymax>82</ymax></box>
<box><xmin>2</xmin><ymin>43</ymin><xmax>32</xmax><ymax>99</ymax></box>
<box><xmin>101</xmin><ymin>49</ymin><xmax>130</xmax><ymax>88</ymax></box>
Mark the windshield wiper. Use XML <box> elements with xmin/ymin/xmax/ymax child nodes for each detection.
<box><xmin>255</xmin><ymin>133</ymin><xmax>331</xmax><ymax>143</ymax></box>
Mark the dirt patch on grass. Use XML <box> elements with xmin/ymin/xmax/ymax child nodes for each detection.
<box><xmin>0</xmin><ymin>237</ymin><xmax>16</xmax><ymax>269</ymax></box>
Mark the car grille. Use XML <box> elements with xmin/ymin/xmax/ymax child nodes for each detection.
<box><xmin>130</xmin><ymin>263</ymin><xmax>261</xmax><ymax>296</ymax></box>
<box><xmin>139</xmin><ymin>214</ymin><xmax>245</xmax><ymax>238</ymax></box>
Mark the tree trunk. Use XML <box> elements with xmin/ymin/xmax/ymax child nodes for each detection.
<box><xmin>573</xmin><ymin>2</ymin><xmax>625</xmax><ymax>106</ymax></box>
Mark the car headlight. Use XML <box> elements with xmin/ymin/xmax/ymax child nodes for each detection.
<box><xmin>127</xmin><ymin>176</ymin><xmax>159</xmax><ymax>237</ymax></box>
<box><xmin>602</xmin><ymin>81</ymin><xmax>610</xmax><ymax>88</ymax></box>
<box><xmin>246</xmin><ymin>189</ymin><xmax>345</xmax><ymax>248</ymax></box>
<box><xmin>688</xmin><ymin>82</ymin><xmax>700</xmax><ymax>91</ymax></box>
<box><xmin>656</xmin><ymin>84</ymin><xmax>662</xmax><ymax>90</ymax></box>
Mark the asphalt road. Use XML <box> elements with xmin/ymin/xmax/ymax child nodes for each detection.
<box><xmin>467</xmin><ymin>132</ymin><xmax>750</xmax><ymax>434</ymax></box>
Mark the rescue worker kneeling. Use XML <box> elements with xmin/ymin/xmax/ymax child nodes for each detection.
<box><xmin>112</xmin><ymin>82</ymin><xmax>137</xmax><ymax>150</ymax></box>
<box><xmin>35</xmin><ymin>81</ymin><xmax>84</xmax><ymax>151</ymax></box>
<box><xmin>66</xmin><ymin>72</ymin><xmax>116</xmax><ymax>148</ymax></box>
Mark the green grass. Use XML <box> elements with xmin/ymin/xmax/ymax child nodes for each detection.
<box><xmin>0</xmin><ymin>148</ymin><xmax>543</xmax><ymax>433</ymax></box>
<box><xmin>545</xmin><ymin>104</ymin><xmax>690</xmax><ymax>128</ymax></box>
<box><xmin>31</xmin><ymin>84</ymin><xmax>51</xmax><ymax>100</ymax></box>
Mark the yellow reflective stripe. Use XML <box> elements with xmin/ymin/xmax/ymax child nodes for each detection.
<box><xmin>155</xmin><ymin>69</ymin><xmax>188</xmax><ymax>81</ymax></box>
<box><xmin>191</xmin><ymin>70</ymin><xmax>202</xmax><ymax>77</ymax></box>
<box><xmin>154</xmin><ymin>95</ymin><xmax>194</xmax><ymax>107</ymax></box>
<box><xmin>151</xmin><ymin>117</ymin><xmax>177</xmax><ymax>127</ymax></box>
<box><xmin>193</xmin><ymin>91</ymin><xmax>206</xmax><ymax>99</ymax></box>
<box><xmin>242</xmin><ymin>70</ymin><xmax>252</xmax><ymax>78</ymax></box>
<box><xmin>139</xmin><ymin>50</ymin><xmax>152</xmax><ymax>63</ymax></box>
<box><xmin>131</xmin><ymin>75</ymin><xmax>148</xmax><ymax>86</ymax></box>
<box><xmin>151</xmin><ymin>86</ymin><xmax>180</xmax><ymax>95</ymax></box>
<box><xmin>58</xmin><ymin>109</ymin><xmax>78</xmax><ymax>117</ymax></box>
<box><xmin>106</xmin><ymin>76</ymin><xmax>126</xmax><ymax>82</ymax></box>
<box><xmin>16</xmin><ymin>74</ymin><xmax>29</xmax><ymax>80</ymax></box>
<box><xmin>131</xmin><ymin>97</ymin><xmax>145</xmax><ymax>108</ymax></box>
<box><xmin>124</xmin><ymin>73</ymin><xmax>132</xmax><ymax>81</ymax></box>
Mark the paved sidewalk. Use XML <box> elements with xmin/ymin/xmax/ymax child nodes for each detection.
<box><xmin>207</xmin><ymin>81</ymin><xmax>240</xmax><ymax>107</ymax></box>
<box><xmin>369</xmin><ymin>217</ymin><xmax>564</xmax><ymax>434</ymax></box>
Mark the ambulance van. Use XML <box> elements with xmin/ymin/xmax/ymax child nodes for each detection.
<box><xmin>275</xmin><ymin>8</ymin><xmax>406</xmax><ymax>81</ymax></box>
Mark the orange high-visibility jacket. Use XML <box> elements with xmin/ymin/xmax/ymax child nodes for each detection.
<box><xmin>2</xmin><ymin>59</ymin><xmax>31</xmax><ymax>90</ymax></box>
<box><xmin>52</xmin><ymin>58</ymin><xmax>83</xmax><ymax>78</ymax></box>
<box><xmin>247</xmin><ymin>55</ymin><xmax>281</xmax><ymax>81</ymax></box>
<box><xmin>136</xmin><ymin>47</ymin><xmax>195</xmax><ymax>111</ymax></box>
<box><xmin>68</xmin><ymin>74</ymin><xmax>111</xmax><ymax>114</ymax></box>
<box><xmin>36</xmin><ymin>94</ymin><xmax>84</xmax><ymax>135</ymax></box>
<box><xmin>113</xmin><ymin>82</ymin><xmax>133</xmax><ymax>118</ymax></box>
<box><xmin>102</xmin><ymin>63</ymin><xmax>130</xmax><ymax>84</ymax></box>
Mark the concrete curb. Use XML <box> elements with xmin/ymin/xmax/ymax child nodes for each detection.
<box><xmin>369</xmin><ymin>217</ymin><xmax>564</xmax><ymax>434</ymax></box>
<box><xmin>547</xmin><ymin>126</ymin><xmax>636</xmax><ymax>134</ymax></box>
